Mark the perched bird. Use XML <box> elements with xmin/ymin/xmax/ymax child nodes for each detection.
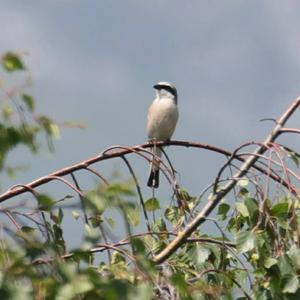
<box><xmin>147</xmin><ymin>82</ymin><xmax>179</xmax><ymax>188</ymax></box>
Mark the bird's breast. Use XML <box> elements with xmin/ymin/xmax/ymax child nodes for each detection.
<box><xmin>147</xmin><ymin>98</ymin><xmax>178</xmax><ymax>141</ymax></box>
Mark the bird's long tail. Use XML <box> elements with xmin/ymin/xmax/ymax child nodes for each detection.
<box><xmin>147</xmin><ymin>147</ymin><xmax>162</xmax><ymax>188</ymax></box>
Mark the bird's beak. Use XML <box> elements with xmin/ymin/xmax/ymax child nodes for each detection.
<box><xmin>153</xmin><ymin>84</ymin><xmax>160</xmax><ymax>90</ymax></box>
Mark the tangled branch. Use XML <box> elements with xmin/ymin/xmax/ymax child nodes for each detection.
<box><xmin>0</xmin><ymin>140</ymin><xmax>297</xmax><ymax>203</ymax></box>
<box><xmin>153</xmin><ymin>97</ymin><xmax>300</xmax><ymax>263</ymax></box>
<box><xmin>1</xmin><ymin>97</ymin><xmax>300</xmax><ymax>269</ymax></box>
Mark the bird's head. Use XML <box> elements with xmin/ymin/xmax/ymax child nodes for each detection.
<box><xmin>153</xmin><ymin>82</ymin><xmax>178</xmax><ymax>102</ymax></box>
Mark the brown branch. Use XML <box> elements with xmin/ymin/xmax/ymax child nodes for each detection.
<box><xmin>188</xmin><ymin>269</ymin><xmax>252</xmax><ymax>300</ymax></box>
<box><xmin>153</xmin><ymin>97</ymin><xmax>300</xmax><ymax>264</ymax></box>
<box><xmin>32</xmin><ymin>232</ymin><xmax>235</xmax><ymax>265</ymax></box>
<box><xmin>279</xmin><ymin>128</ymin><xmax>300</xmax><ymax>134</ymax></box>
<box><xmin>0</xmin><ymin>139</ymin><xmax>296</xmax><ymax>203</ymax></box>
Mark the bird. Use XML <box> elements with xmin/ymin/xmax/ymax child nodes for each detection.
<box><xmin>147</xmin><ymin>81</ymin><xmax>179</xmax><ymax>188</ymax></box>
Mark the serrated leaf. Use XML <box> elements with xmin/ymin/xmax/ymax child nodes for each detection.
<box><xmin>22</xmin><ymin>94</ymin><xmax>35</xmax><ymax>112</ymax></box>
<box><xmin>2</xmin><ymin>52</ymin><xmax>25</xmax><ymax>72</ymax></box>
<box><xmin>145</xmin><ymin>197</ymin><xmax>160</xmax><ymax>212</ymax></box>
<box><xmin>236</xmin><ymin>231</ymin><xmax>256</xmax><ymax>253</ymax></box>
<box><xmin>236</xmin><ymin>202</ymin><xmax>249</xmax><ymax>217</ymax></box>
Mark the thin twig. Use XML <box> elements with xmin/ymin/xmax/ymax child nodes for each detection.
<box><xmin>70</xmin><ymin>173</ymin><xmax>89</xmax><ymax>225</ymax></box>
<box><xmin>153</xmin><ymin>97</ymin><xmax>300</xmax><ymax>264</ymax></box>
<box><xmin>0</xmin><ymin>140</ymin><xmax>295</xmax><ymax>203</ymax></box>
<box><xmin>120</xmin><ymin>155</ymin><xmax>151</xmax><ymax>232</ymax></box>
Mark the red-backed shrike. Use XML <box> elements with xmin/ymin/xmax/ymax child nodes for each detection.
<box><xmin>147</xmin><ymin>82</ymin><xmax>179</xmax><ymax>188</ymax></box>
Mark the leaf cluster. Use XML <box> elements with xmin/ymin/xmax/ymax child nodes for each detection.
<box><xmin>1</xmin><ymin>51</ymin><xmax>300</xmax><ymax>300</ymax></box>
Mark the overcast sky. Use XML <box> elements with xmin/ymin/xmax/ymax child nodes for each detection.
<box><xmin>1</xmin><ymin>1</ymin><xmax>300</xmax><ymax>242</ymax></box>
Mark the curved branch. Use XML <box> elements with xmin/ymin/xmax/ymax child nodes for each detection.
<box><xmin>279</xmin><ymin>127</ymin><xmax>300</xmax><ymax>134</ymax></box>
<box><xmin>153</xmin><ymin>97</ymin><xmax>300</xmax><ymax>263</ymax></box>
<box><xmin>0</xmin><ymin>137</ymin><xmax>297</xmax><ymax>203</ymax></box>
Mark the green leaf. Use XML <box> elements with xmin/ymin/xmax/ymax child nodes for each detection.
<box><xmin>36</xmin><ymin>193</ymin><xmax>55</xmax><ymax>211</ymax></box>
<box><xmin>170</xmin><ymin>273</ymin><xmax>189</xmax><ymax>294</ymax></box>
<box><xmin>238</xmin><ymin>187</ymin><xmax>249</xmax><ymax>197</ymax></box>
<box><xmin>282</xmin><ymin>275</ymin><xmax>299</xmax><ymax>294</ymax></box>
<box><xmin>288</xmin><ymin>244</ymin><xmax>300</xmax><ymax>270</ymax></box>
<box><xmin>2</xmin><ymin>104</ymin><xmax>13</xmax><ymax>120</ymax></box>
<box><xmin>244</xmin><ymin>197</ymin><xmax>258</xmax><ymax>215</ymax></box>
<box><xmin>20</xmin><ymin>226</ymin><xmax>36</xmax><ymax>235</ymax></box>
<box><xmin>236</xmin><ymin>202</ymin><xmax>249</xmax><ymax>217</ymax></box>
<box><xmin>106</xmin><ymin>182</ymin><xmax>135</xmax><ymax>196</ymax></box>
<box><xmin>288</xmin><ymin>151</ymin><xmax>299</xmax><ymax>167</ymax></box>
<box><xmin>84</xmin><ymin>224</ymin><xmax>100</xmax><ymax>245</ymax></box>
<box><xmin>237</xmin><ymin>178</ymin><xmax>249</xmax><ymax>187</ymax></box>
<box><xmin>236</xmin><ymin>231</ymin><xmax>256</xmax><ymax>253</ymax></box>
<box><xmin>278</xmin><ymin>255</ymin><xmax>294</xmax><ymax>276</ymax></box>
<box><xmin>218</xmin><ymin>202</ymin><xmax>230</xmax><ymax>220</ymax></box>
<box><xmin>125</xmin><ymin>202</ymin><xmax>140</xmax><ymax>226</ymax></box>
<box><xmin>2</xmin><ymin>52</ymin><xmax>25</xmax><ymax>72</ymax></box>
<box><xmin>270</xmin><ymin>202</ymin><xmax>289</xmax><ymax>217</ymax></box>
<box><xmin>72</xmin><ymin>211</ymin><xmax>80</xmax><ymax>220</ymax></box>
<box><xmin>111</xmin><ymin>251</ymin><xmax>126</xmax><ymax>264</ymax></box>
<box><xmin>165</xmin><ymin>206</ymin><xmax>180</xmax><ymax>224</ymax></box>
<box><xmin>190</xmin><ymin>244</ymin><xmax>211</xmax><ymax>266</ymax></box>
<box><xmin>72</xmin><ymin>275</ymin><xmax>94</xmax><ymax>294</ymax></box>
<box><xmin>132</xmin><ymin>238</ymin><xmax>146</xmax><ymax>254</ymax></box>
<box><xmin>129</xmin><ymin>283</ymin><xmax>152</xmax><ymax>300</ymax></box>
<box><xmin>50</xmin><ymin>208</ymin><xmax>63</xmax><ymax>224</ymax></box>
<box><xmin>145</xmin><ymin>197</ymin><xmax>160</xmax><ymax>212</ymax></box>
<box><xmin>22</xmin><ymin>94</ymin><xmax>35</xmax><ymax>112</ymax></box>
<box><xmin>85</xmin><ymin>190</ymin><xmax>107</xmax><ymax>214</ymax></box>
<box><xmin>37</xmin><ymin>115</ymin><xmax>54</xmax><ymax>134</ymax></box>
<box><xmin>264</xmin><ymin>257</ymin><xmax>277</xmax><ymax>269</ymax></box>
<box><xmin>152</xmin><ymin>218</ymin><xmax>167</xmax><ymax>232</ymax></box>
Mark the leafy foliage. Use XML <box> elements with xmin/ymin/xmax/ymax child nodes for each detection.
<box><xmin>0</xmin><ymin>51</ymin><xmax>60</xmax><ymax>174</ymax></box>
<box><xmin>1</xmin><ymin>51</ymin><xmax>300</xmax><ymax>300</ymax></box>
<box><xmin>2</xmin><ymin>52</ymin><xmax>25</xmax><ymax>72</ymax></box>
